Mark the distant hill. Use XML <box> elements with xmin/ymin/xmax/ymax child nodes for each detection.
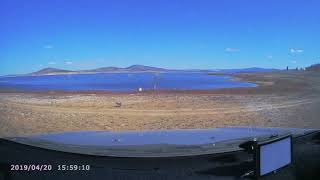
<box><xmin>214</xmin><ymin>67</ymin><xmax>277</xmax><ymax>74</ymax></box>
<box><xmin>125</xmin><ymin>65</ymin><xmax>166</xmax><ymax>71</ymax></box>
<box><xmin>31</xmin><ymin>68</ymin><xmax>75</xmax><ymax>75</ymax></box>
<box><xmin>87</xmin><ymin>65</ymin><xmax>166</xmax><ymax>72</ymax></box>
<box><xmin>306</xmin><ymin>64</ymin><xmax>320</xmax><ymax>72</ymax></box>
<box><xmin>85</xmin><ymin>67</ymin><xmax>122</xmax><ymax>72</ymax></box>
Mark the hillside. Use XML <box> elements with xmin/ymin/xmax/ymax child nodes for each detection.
<box><xmin>31</xmin><ymin>68</ymin><xmax>75</xmax><ymax>75</ymax></box>
<box><xmin>306</xmin><ymin>64</ymin><xmax>320</xmax><ymax>72</ymax></box>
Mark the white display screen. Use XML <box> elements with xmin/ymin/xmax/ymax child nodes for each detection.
<box><xmin>259</xmin><ymin>137</ymin><xmax>292</xmax><ymax>176</ymax></box>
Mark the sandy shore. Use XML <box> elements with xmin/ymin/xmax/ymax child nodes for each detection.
<box><xmin>0</xmin><ymin>71</ymin><xmax>320</xmax><ymax>137</ymax></box>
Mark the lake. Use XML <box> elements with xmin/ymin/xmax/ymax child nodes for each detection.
<box><xmin>0</xmin><ymin>73</ymin><xmax>257</xmax><ymax>92</ymax></box>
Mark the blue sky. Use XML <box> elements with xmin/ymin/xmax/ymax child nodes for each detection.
<box><xmin>1</xmin><ymin>0</ymin><xmax>320</xmax><ymax>75</ymax></box>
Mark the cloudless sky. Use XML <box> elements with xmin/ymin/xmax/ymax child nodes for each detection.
<box><xmin>1</xmin><ymin>0</ymin><xmax>320</xmax><ymax>75</ymax></box>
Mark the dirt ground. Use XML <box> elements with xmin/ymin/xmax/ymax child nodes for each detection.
<box><xmin>0</xmin><ymin>71</ymin><xmax>320</xmax><ymax>137</ymax></box>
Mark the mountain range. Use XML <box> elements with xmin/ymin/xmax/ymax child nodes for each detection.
<box><xmin>30</xmin><ymin>65</ymin><xmax>167</xmax><ymax>75</ymax></box>
<box><xmin>29</xmin><ymin>65</ymin><xmax>276</xmax><ymax>76</ymax></box>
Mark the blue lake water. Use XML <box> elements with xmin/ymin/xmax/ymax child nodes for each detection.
<box><xmin>0</xmin><ymin>73</ymin><xmax>256</xmax><ymax>92</ymax></box>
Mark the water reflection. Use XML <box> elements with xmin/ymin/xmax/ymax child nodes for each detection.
<box><xmin>29</xmin><ymin>127</ymin><xmax>306</xmax><ymax>147</ymax></box>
